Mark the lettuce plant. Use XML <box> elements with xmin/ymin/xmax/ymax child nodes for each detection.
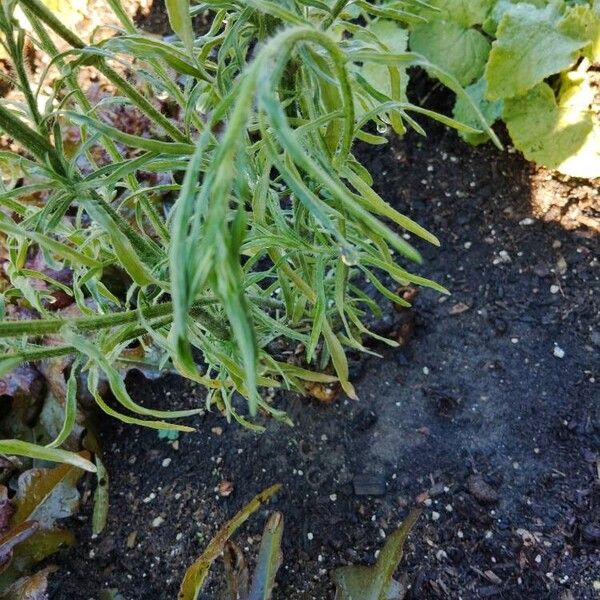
<box><xmin>405</xmin><ymin>0</ymin><xmax>600</xmax><ymax>178</ymax></box>
<box><xmin>0</xmin><ymin>0</ymin><xmax>495</xmax><ymax>465</ymax></box>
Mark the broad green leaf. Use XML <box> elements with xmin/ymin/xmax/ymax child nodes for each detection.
<box><xmin>409</xmin><ymin>0</ymin><xmax>494</xmax><ymax>28</ymax></box>
<box><xmin>178</xmin><ymin>484</ymin><xmax>281</xmax><ymax>600</ymax></box>
<box><xmin>453</xmin><ymin>77</ymin><xmax>503</xmax><ymax>145</ymax></box>
<box><xmin>410</xmin><ymin>20</ymin><xmax>490</xmax><ymax>86</ymax></box>
<box><xmin>485</xmin><ymin>3</ymin><xmax>587</xmax><ymax>100</ymax></box>
<box><xmin>247</xmin><ymin>512</ymin><xmax>284</xmax><ymax>600</ymax></box>
<box><xmin>332</xmin><ymin>509</ymin><xmax>421</xmax><ymax>600</ymax></box>
<box><xmin>504</xmin><ymin>75</ymin><xmax>600</xmax><ymax>178</ymax></box>
<box><xmin>482</xmin><ymin>0</ymin><xmax>548</xmax><ymax>36</ymax></box>
<box><xmin>165</xmin><ymin>0</ymin><xmax>194</xmax><ymax>56</ymax></box>
<box><xmin>559</xmin><ymin>3</ymin><xmax>600</xmax><ymax>62</ymax></box>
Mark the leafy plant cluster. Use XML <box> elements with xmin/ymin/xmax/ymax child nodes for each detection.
<box><xmin>0</xmin><ymin>0</ymin><xmax>496</xmax><ymax>468</ymax></box>
<box><xmin>404</xmin><ymin>0</ymin><xmax>600</xmax><ymax>178</ymax></box>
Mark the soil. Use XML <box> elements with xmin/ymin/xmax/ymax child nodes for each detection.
<box><xmin>45</xmin><ymin>111</ymin><xmax>600</xmax><ymax>600</ymax></box>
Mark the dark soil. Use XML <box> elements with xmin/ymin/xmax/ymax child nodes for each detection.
<box><xmin>48</xmin><ymin>119</ymin><xmax>600</xmax><ymax>600</ymax></box>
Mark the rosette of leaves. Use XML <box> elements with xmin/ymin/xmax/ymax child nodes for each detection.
<box><xmin>0</xmin><ymin>0</ymin><xmax>495</xmax><ymax>467</ymax></box>
<box><xmin>404</xmin><ymin>0</ymin><xmax>600</xmax><ymax>177</ymax></box>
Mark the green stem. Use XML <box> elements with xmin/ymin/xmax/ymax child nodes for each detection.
<box><xmin>18</xmin><ymin>0</ymin><xmax>189</xmax><ymax>144</ymax></box>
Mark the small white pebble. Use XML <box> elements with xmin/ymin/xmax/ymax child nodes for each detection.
<box><xmin>162</xmin><ymin>458</ymin><xmax>171</xmax><ymax>468</ymax></box>
<box><xmin>464</xmin><ymin>241</ymin><xmax>472</xmax><ymax>249</ymax></box>
<box><xmin>176</xmin><ymin>532</ymin><xmax>183</xmax><ymax>541</ymax></box>
<box><xmin>431</xmin><ymin>511</ymin><xmax>440</xmax><ymax>521</ymax></box>
<box><xmin>535</xmin><ymin>554</ymin><xmax>542</xmax><ymax>564</ymax></box>
<box><xmin>445</xmin><ymin>504</ymin><xmax>453</xmax><ymax>512</ymax></box>
<box><xmin>511</xmin><ymin>337</ymin><xmax>519</xmax><ymax>344</ymax></box>
<box><xmin>436</xmin><ymin>549</ymin><xmax>448</xmax><ymax>561</ymax></box>
<box><xmin>553</xmin><ymin>345</ymin><xmax>565</xmax><ymax>359</ymax></box>
<box><xmin>329</xmin><ymin>494</ymin><xmax>337</xmax><ymax>502</ymax></box>
<box><xmin>550</xmin><ymin>284</ymin><xmax>560</xmax><ymax>294</ymax></box>
<box><xmin>423</xmin><ymin>366</ymin><xmax>430</xmax><ymax>375</ymax></box>
<box><xmin>519</xmin><ymin>217</ymin><xmax>535</xmax><ymax>226</ymax></box>
<box><xmin>152</xmin><ymin>516</ymin><xmax>164</xmax><ymax>528</ymax></box>
<box><xmin>307</xmin><ymin>532</ymin><xmax>314</xmax><ymax>541</ymax></box>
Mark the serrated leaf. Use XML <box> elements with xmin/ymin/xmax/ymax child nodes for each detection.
<box><xmin>332</xmin><ymin>509</ymin><xmax>420</xmax><ymax>600</ymax></box>
<box><xmin>559</xmin><ymin>3</ymin><xmax>600</xmax><ymax>62</ymax></box>
<box><xmin>410</xmin><ymin>20</ymin><xmax>490</xmax><ymax>86</ymax></box>
<box><xmin>482</xmin><ymin>0</ymin><xmax>548</xmax><ymax>37</ymax></box>
<box><xmin>453</xmin><ymin>77</ymin><xmax>503</xmax><ymax>145</ymax></box>
<box><xmin>485</xmin><ymin>3</ymin><xmax>587</xmax><ymax>100</ymax></box>
<box><xmin>504</xmin><ymin>76</ymin><xmax>600</xmax><ymax>178</ymax></box>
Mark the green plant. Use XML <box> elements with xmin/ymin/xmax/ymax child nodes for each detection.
<box><xmin>405</xmin><ymin>0</ymin><xmax>600</xmax><ymax>177</ymax></box>
<box><xmin>178</xmin><ymin>484</ymin><xmax>420</xmax><ymax>600</ymax></box>
<box><xmin>0</xmin><ymin>0</ymin><xmax>496</xmax><ymax>466</ymax></box>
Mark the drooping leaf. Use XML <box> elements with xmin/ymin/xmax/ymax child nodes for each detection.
<box><xmin>410</xmin><ymin>19</ymin><xmax>490</xmax><ymax>86</ymax></box>
<box><xmin>247</xmin><ymin>512</ymin><xmax>284</xmax><ymax>600</ymax></box>
<box><xmin>485</xmin><ymin>3</ymin><xmax>587</xmax><ymax>100</ymax></box>
<box><xmin>0</xmin><ymin>521</ymin><xmax>39</xmax><ymax>571</ymax></box>
<box><xmin>0</xmin><ymin>440</ymin><xmax>96</xmax><ymax>472</ymax></box>
<box><xmin>178</xmin><ymin>484</ymin><xmax>281</xmax><ymax>600</ymax></box>
<box><xmin>504</xmin><ymin>75</ymin><xmax>600</xmax><ymax>178</ymax></box>
<box><xmin>332</xmin><ymin>509</ymin><xmax>421</xmax><ymax>600</ymax></box>
<box><xmin>453</xmin><ymin>77</ymin><xmax>503</xmax><ymax>145</ymax></box>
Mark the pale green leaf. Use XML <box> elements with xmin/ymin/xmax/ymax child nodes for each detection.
<box><xmin>409</xmin><ymin>0</ymin><xmax>494</xmax><ymax>28</ymax></box>
<box><xmin>485</xmin><ymin>3</ymin><xmax>587</xmax><ymax>100</ymax></box>
<box><xmin>504</xmin><ymin>75</ymin><xmax>600</xmax><ymax>178</ymax></box>
<box><xmin>165</xmin><ymin>0</ymin><xmax>194</xmax><ymax>56</ymax></box>
<box><xmin>453</xmin><ymin>77</ymin><xmax>503</xmax><ymax>145</ymax></box>
<box><xmin>410</xmin><ymin>20</ymin><xmax>490</xmax><ymax>86</ymax></box>
<box><xmin>559</xmin><ymin>3</ymin><xmax>600</xmax><ymax>62</ymax></box>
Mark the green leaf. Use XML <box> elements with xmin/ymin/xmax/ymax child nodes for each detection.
<box><xmin>247</xmin><ymin>512</ymin><xmax>284</xmax><ymax>600</ymax></box>
<box><xmin>332</xmin><ymin>509</ymin><xmax>421</xmax><ymax>600</ymax></box>
<box><xmin>453</xmin><ymin>77</ymin><xmax>503</xmax><ymax>145</ymax></box>
<box><xmin>559</xmin><ymin>2</ymin><xmax>600</xmax><ymax>62</ymax></box>
<box><xmin>165</xmin><ymin>0</ymin><xmax>194</xmax><ymax>56</ymax></box>
<box><xmin>410</xmin><ymin>19</ymin><xmax>490</xmax><ymax>86</ymax></box>
<box><xmin>178</xmin><ymin>484</ymin><xmax>281</xmax><ymax>600</ymax></box>
<box><xmin>504</xmin><ymin>75</ymin><xmax>600</xmax><ymax>178</ymax></box>
<box><xmin>482</xmin><ymin>0</ymin><xmax>547</xmax><ymax>37</ymax></box>
<box><xmin>485</xmin><ymin>2</ymin><xmax>587</xmax><ymax>100</ymax></box>
<box><xmin>409</xmin><ymin>0</ymin><xmax>494</xmax><ymax>28</ymax></box>
<box><xmin>0</xmin><ymin>440</ymin><xmax>96</xmax><ymax>472</ymax></box>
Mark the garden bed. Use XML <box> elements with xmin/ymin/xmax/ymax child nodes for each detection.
<box><xmin>50</xmin><ymin>124</ymin><xmax>599</xmax><ymax>599</ymax></box>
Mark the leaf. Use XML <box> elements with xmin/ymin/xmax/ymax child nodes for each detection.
<box><xmin>485</xmin><ymin>3</ymin><xmax>587</xmax><ymax>100</ymax></box>
<box><xmin>453</xmin><ymin>77</ymin><xmax>503</xmax><ymax>145</ymax></box>
<box><xmin>409</xmin><ymin>19</ymin><xmax>490</xmax><ymax>86</ymax></box>
<box><xmin>178</xmin><ymin>484</ymin><xmax>281</xmax><ymax>600</ymax></box>
<box><xmin>559</xmin><ymin>3</ymin><xmax>600</xmax><ymax>62</ymax></box>
<box><xmin>247</xmin><ymin>512</ymin><xmax>284</xmax><ymax>600</ymax></box>
<box><xmin>0</xmin><ymin>565</ymin><xmax>57</xmax><ymax>600</ymax></box>
<box><xmin>504</xmin><ymin>75</ymin><xmax>600</xmax><ymax>178</ymax></box>
<box><xmin>223</xmin><ymin>542</ymin><xmax>249</xmax><ymax>600</ymax></box>
<box><xmin>165</xmin><ymin>0</ymin><xmax>194</xmax><ymax>56</ymax></box>
<box><xmin>409</xmin><ymin>0</ymin><xmax>494</xmax><ymax>28</ymax></box>
<box><xmin>0</xmin><ymin>522</ymin><xmax>39</xmax><ymax>569</ymax></box>
<box><xmin>11</xmin><ymin>463</ymin><xmax>83</xmax><ymax>528</ymax></box>
<box><xmin>332</xmin><ymin>509</ymin><xmax>421</xmax><ymax>600</ymax></box>
<box><xmin>0</xmin><ymin>440</ymin><xmax>96</xmax><ymax>472</ymax></box>
<box><xmin>7</xmin><ymin>462</ymin><xmax>85</xmax><ymax>573</ymax></box>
